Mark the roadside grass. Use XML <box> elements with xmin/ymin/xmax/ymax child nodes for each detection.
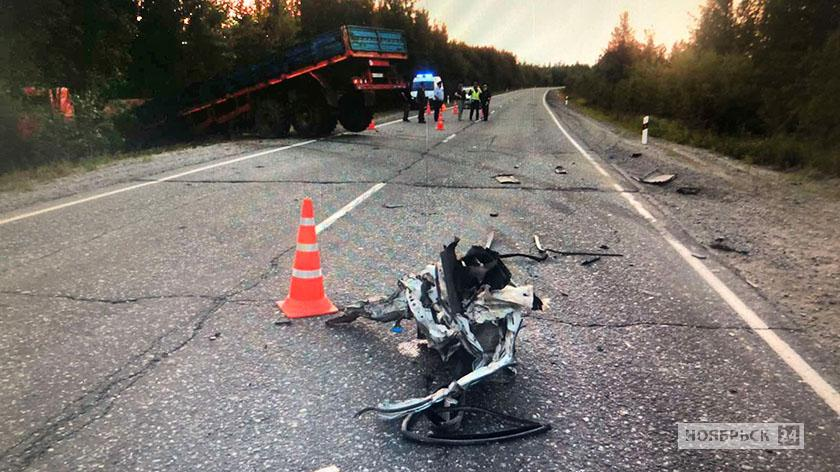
<box><xmin>568</xmin><ymin>96</ymin><xmax>840</xmax><ymax>178</ymax></box>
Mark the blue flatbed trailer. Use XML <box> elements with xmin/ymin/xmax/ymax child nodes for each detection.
<box><xmin>134</xmin><ymin>25</ymin><xmax>408</xmax><ymax>138</ymax></box>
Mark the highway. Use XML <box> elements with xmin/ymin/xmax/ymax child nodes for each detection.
<box><xmin>1</xmin><ymin>88</ymin><xmax>838</xmax><ymax>471</ymax></box>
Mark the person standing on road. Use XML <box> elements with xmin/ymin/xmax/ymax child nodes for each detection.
<box><xmin>469</xmin><ymin>82</ymin><xmax>482</xmax><ymax>121</ymax></box>
<box><xmin>400</xmin><ymin>80</ymin><xmax>412</xmax><ymax>122</ymax></box>
<box><xmin>480</xmin><ymin>83</ymin><xmax>492</xmax><ymax>121</ymax></box>
<box><xmin>455</xmin><ymin>82</ymin><xmax>466</xmax><ymax>121</ymax></box>
<box><xmin>416</xmin><ymin>85</ymin><xmax>427</xmax><ymax>124</ymax></box>
<box><xmin>432</xmin><ymin>80</ymin><xmax>445</xmax><ymax>123</ymax></box>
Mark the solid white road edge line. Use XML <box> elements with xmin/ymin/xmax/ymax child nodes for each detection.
<box><xmin>541</xmin><ymin>90</ymin><xmax>840</xmax><ymax>416</ymax></box>
<box><xmin>0</xmin><ymin>139</ymin><xmax>316</xmax><ymax>226</ymax></box>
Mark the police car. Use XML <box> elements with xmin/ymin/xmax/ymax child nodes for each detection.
<box><xmin>409</xmin><ymin>72</ymin><xmax>441</xmax><ymax>103</ymax></box>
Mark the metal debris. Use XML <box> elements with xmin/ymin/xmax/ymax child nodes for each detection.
<box><xmin>554</xmin><ymin>165</ymin><xmax>567</xmax><ymax>174</ymax></box>
<box><xmin>383</xmin><ymin>203</ymin><xmax>405</xmax><ymax>209</ymax></box>
<box><xmin>676</xmin><ymin>186</ymin><xmax>701</xmax><ymax>195</ymax></box>
<box><xmin>208</xmin><ymin>332</ymin><xmax>222</xmax><ymax>340</ymax></box>
<box><xmin>494</xmin><ymin>174</ymin><xmax>521</xmax><ymax>184</ymax></box>
<box><xmin>709</xmin><ymin>237</ymin><xmax>749</xmax><ymax>255</ymax></box>
<box><xmin>328</xmin><ymin>237</ymin><xmax>550</xmax><ymax>444</ymax></box>
<box><xmin>489</xmin><ymin>211</ymin><xmax>499</xmax><ymax>217</ymax></box>
<box><xmin>692</xmin><ymin>253</ymin><xmax>707</xmax><ymax>260</ymax></box>
<box><xmin>637</xmin><ymin>169</ymin><xmax>676</xmax><ymax>185</ymax></box>
<box><xmin>274</xmin><ymin>318</ymin><xmax>291</xmax><ymax>326</ymax></box>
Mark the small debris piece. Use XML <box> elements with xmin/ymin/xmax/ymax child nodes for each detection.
<box><xmin>641</xmin><ymin>290</ymin><xmax>660</xmax><ymax>297</ymax></box>
<box><xmin>692</xmin><ymin>253</ymin><xmax>707</xmax><ymax>259</ymax></box>
<box><xmin>513</xmin><ymin>164</ymin><xmax>520</xmax><ymax>169</ymax></box>
<box><xmin>383</xmin><ymin>203</ymin><xmax>405</xmax><ymax>209</ymax></box>
<box><xmin>630</xmin><ymin>152</ymin><xmax>643</xmax><ymax>158</ymax></box>
<box><xmin>709</xmin><ymin>237</ymin><xmax>749</xmax><ymax>255</ymax></box>
<box><xmin>391</xmin><ymin>325</ymin><xmax>404</xmax><ymax>333</ymax></box>
<box><xmin>638</xmin><ymin>170</ymin><xmax>676</xmax><ymax>185</ymax></box>
<box><xmin>745</xmin><ymin>279</ymin><xmax>759</xmax><ymax>288</ymax></box>
<box><xmin>533</xmin><ymin>234</ymin><xmax>545</xmax><ymax>252</ymax></box>
<box><xmin>596</xmin><ymin>345</ymin><xmax>604</xmax><ymax>352</ymax></box>
<box><xmin>485</xmin><ymin>231</ymin><xmax>495</xmax><ymax>249</ymax></box>
<box><xmin>581</xmin><ymin>256</ymin><xmax>601</xmax><ymax>266</ymax></box>
<box><xmin>313</xmin><ymin>466</ymin><xmax>340</xmax><ymax>472</ymax></box>
<box><xmin>274</xmin><ymin>318</ymin><xmax>291</xmax><ymax>326</ymax></box>
<box><xmin>494</xmin><ymin>174</ymin><xmax>521</xmax><ymax>184</ymax></box>
<box><xmin>599</xmin><ymin>244</ymin><xmax>609</xmax><ymax>250</ymax></box>
<box><xmin>676</xmin><ymin>186</ymin><xmax>701</xmax><ymax>195</ymax></box>
<box><xmin>489</xmin><ymin>212</ymin><xmax>499</xmax><ymax>217</ymax></box>
<box><xmin>209</xmin><ymin>332</ymin><xmax>222</xmax><ymax>340</ymax></box>
<box><xmin>554</xmin><ymin>166</ymin><xmax>567</xmax><ymax>174</ymax></box>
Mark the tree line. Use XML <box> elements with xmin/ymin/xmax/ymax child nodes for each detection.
<box><xmin>0</xmin><ymin>0</ymin><xmax>556</xmax><ymax>173</ymax></box>
<box><xmin>556</xmin><ymin>0</ymin><xmax>840</xmax><ymax>175</ymax></box>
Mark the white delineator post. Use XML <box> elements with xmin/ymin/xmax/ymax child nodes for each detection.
<box><xmin>642</xmin><ymin>115</ymin><xmax>649</xmax><ymax>144</ymax></box>
<box><xmin>564</xmin><ymin>96</ymin><xmax>569</xmax><ymax>106</ymax></box>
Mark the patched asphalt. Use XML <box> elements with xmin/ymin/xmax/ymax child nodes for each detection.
<box><xmin>0</xmin><ymin>89</ymin><xmax>837</xmax><ymax>471</ymax></box>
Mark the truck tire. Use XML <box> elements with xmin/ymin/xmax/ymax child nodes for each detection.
<box><xmin>291</xmin><ymin>90</ymin><xmax>334</xmax><ymax>137</ymax></box>
<box><xmin>338</xmin><ymin>92</ymin><xmax>373</xmax><ymax>132</ymax></box>
<box><xmin>254</xmin><ymin>99</ymin><xmax>290</xmax><ymax>138</ymax></box>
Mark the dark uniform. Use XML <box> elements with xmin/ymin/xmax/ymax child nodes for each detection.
<box><xmin>401</xmin><ymin>82</ymin><xmax>412</xmax><ymax>122</ymax></box>
<box><xmin>480</xmin><ymin>84</ymin><xmax>492</xmax><ymax>121</ymax></box>
<box><xmin>416</xmin><ymin>87</ymin><xmax>427</xmax><ymax>124</ymax></box>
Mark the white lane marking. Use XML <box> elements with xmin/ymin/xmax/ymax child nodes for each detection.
<box><xmin>0</xmin><ymin>139</ymin><xmax>318</xmax><ymax>226</ymax></box>
<box><xmin>315</xmin><ymin>183</ymin><xmax>385</xmax><ymax>234</ymax></box>
<box><xmin>541</xmin><ymin>90</ymin><xmax>840</xmax><ymax>416</ymax></box>
<box><xmin>442</xmin><ymin>133</ymin><xmax>457</xmax><ymax>143</ymax></box>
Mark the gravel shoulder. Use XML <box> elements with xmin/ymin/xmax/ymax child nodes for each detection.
<box><xmin>548</xmin><ymin>90</ymin><xmax>840</xmax><ymax>365</ymax></box>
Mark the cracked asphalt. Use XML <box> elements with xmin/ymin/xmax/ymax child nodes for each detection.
<box><xmin>1</xmin><ymin>88</ymin><xmax>838</xmax><ymax>471</ymax></box>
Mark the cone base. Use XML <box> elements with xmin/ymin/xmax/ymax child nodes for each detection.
<box><xmin>277</xmin><ymin>296</ymin><xmax>338</xmax><ymax>319</ymax></box>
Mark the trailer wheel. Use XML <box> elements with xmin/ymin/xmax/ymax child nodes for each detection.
<box><xmin>338</xmin><ymin>92</ymin><xmax>373</xmax><ymax>132</ymax></box>
<box><xmin>291</xmin><ymin>90</ymin><xmax>334</xmax><ymax>138</ymax></box>
<box><xmin>254</xmin><ymin>99</ymin><xmax>290</xmax><ymax>138</ymax></box>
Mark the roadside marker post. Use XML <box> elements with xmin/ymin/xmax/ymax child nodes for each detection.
<box><xmin>642</xmin><ymin>115</ymin><xmax>649</xmax><ymax>144</ymax></box>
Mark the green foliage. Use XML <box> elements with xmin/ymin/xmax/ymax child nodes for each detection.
<box><xmin>562</xmin><ymin>0</ymin><xmax>840</xmax><ymax>176</ymax></box>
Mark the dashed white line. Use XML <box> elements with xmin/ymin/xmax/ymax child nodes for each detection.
<box><xmin>541</xmin><ymin>89</ymin><xmax>840</xmax><ymax>416</ymax></box>
<box><xmin>315</xmin><ymin>183</ymin><xmax>386</xmax><ymax>234</ymax></box>
<box><xmin>442</xmin><ymin>133</ymin><xmax>457</xmax><ymax>143</ymax></box>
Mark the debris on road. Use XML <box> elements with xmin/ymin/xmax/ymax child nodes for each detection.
<box><xmin>709</xmin><ymin>237</ymin><xmax>750</xmax><ymax>255</ymax></box>
<box><xmin>494</xmin><ymin>174</ymin><xmax>521</xmax><ymax>184</ymax></box>
<box><xmin>209</xmin><ymin>332</ymin><xmax>222</xmax><ymax>340</ymax></box>
<box><xmin>489</xmin><ymin>211</ymin><xmax>499</xmax><ymax>217</ymax></box>
<box><xmin>677</xmin><ymin>186</ymin><xmax>701</xmax><ymax>195</ymax></box>
<box><xmin>534</xmin><ymin>235</ymin><xmax>623</xmax><ymax>258</ymax></box>
<box><xmin>581</xmin><ymin>256</ymin><xmax>601</xmax><ymax>266</ymax></box>
<box><xmin>692</xmin><ymin>253</ymin><xmax>707</xmax><ymax>260</ymax></box>
<box><xmin>554</xmin><ymin>165</ymin><xmax>567</xmax><ymax>174</ymax></box>
<box><xmin>274</xmin><ymin>318</ymin><xmax>291</xmax><ymax>326</ymax></box>
<box><xmin>636</xmin><ymin>169</ymin><xmax>676</xmax><ymax>185</ymax></box>
<box><xmin>383</xmin><ymin>203</ymin><xmax>405</xmax><ymax>209</ymax></box>
<box><xmin>327</xmin><ymin>237</ymin><xmax>551</xmax><ymax>444</ymax></box>
<box><xmin>631</xmin><ymin>152</ymin><xmax>643</xmax><ymax>158</ymax></box>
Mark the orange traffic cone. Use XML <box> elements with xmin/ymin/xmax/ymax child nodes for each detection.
<box><xmin>436</xmin><ymin>116</ymin><xmax>445</xmax><ymax>131</ymax></box>
<box><xmin>452</xmin><ymin>103</ymin><xmax>458</xmax><ymax>116</ymax></box>
<box><xmin>367</xmin><ymin>119</ymin><xmax>376</xmax><ymax>130</ymax></box>
<box><xmin>278</xmin><ymin>198</ymin><xmax>338</xmax><ymax>318</ymax></box>
<box><xmin>441</xmin><ymin>103</ymin><xmax>447</xmax><ymax>113</ymax></box>
<box><xmin>425</xmin><ymin>102</ymin><xmax>431</xmax><ymax>115</ymax></box>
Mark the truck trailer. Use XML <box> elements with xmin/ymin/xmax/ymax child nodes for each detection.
<box><xmin>132</xmin><ymin>25</ymin><xmax>408</xmax><ymax>140</ymax></box>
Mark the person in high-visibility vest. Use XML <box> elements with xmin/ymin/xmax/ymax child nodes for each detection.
<box><xmin>469</xmin><ymin>82</ymin><xmax>482</xmax><ymax>121</ymax></box>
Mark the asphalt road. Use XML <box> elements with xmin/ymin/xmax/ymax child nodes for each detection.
<box><xmin>1</xmin><ymin>89</ymin><xmax>838</xmax><ymax>471</ymax></box>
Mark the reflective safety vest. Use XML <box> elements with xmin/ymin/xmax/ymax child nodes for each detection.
<box><xmin>470</xmin><ymin>88</ymin><xmax>481</xmax><ymax>101</ymax></box>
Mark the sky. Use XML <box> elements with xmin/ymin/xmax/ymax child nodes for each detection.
<box><xmin>415</xmin><ymin>0</ymin><xmax>706</xmax><ymax>65</ymax></box>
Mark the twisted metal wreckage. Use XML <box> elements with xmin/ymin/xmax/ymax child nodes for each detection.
<box><xmin>327</xmin><ymin>236</ymin><xmax>553</xmax><ymax>445</ymax></box>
